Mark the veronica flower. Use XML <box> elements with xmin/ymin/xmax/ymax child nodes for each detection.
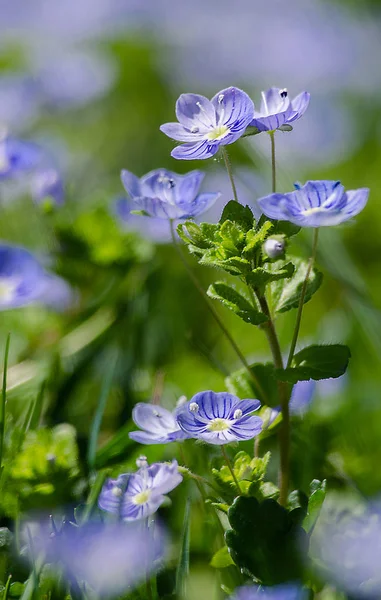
<box><xmin>0</xmin><ymin>136</ymin><xmax>42</xmax><ymax>179</ymax></box>
<box><xmin>31</xmin><ymin>168</ymin><xmax>64</xmax><ymax>206</ymax></box>
<box><xmin>99</xmin><ymin>460</ymin><xmax>183</xmax><ymax>521</ymax></box>
<box><xmin>249</xmin><ymin>87</ymin><xmax>310</xmax><ymax>132</ymax></box>
<box><xmin>176</xmin><ymin>391</ymin><xmax>262</xmax><ymax>445</ymax></box>
<box><xmin>0</xmin><ymin>244</ymin><xmax>71</xmax><ymax>310</ymax></box>
<box><xmin>231</xmin><ymin>583</ymin><xmax>306</xmax><ymax>600</ymax></box>
<box><xmin>257</xmin><ymin>180</ymin><xmax>369</xmax><ymax>227</ymax></box>
<box><xmin>129</xmin><ymin>403</ymin><xmax>188</xmax><ymax>444</ymax></box>
<box><xmin>114</xmin><ymin>196</ymin><xmax>175</xmax><ymax>243</ymax></box>
<box><xmin>121</xmin><ymin>168</ymin><xmax>220</xmax><ymax>219</ymax></box>
<box><xmin>160</xmin><ymin>87</ymin><xmax>254</xmax><ymax>160</ymax></box>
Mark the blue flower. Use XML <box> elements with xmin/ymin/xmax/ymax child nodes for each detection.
<box><xmin>0</xmin><ymin>244</ymin><xmax>72</xmax><ymax>310</ymax></box>
<box><xmin>129</xmin><ymin>403</ymin><xmax>189</xmax><ymax>444</ymax></box>
<box><xmin>0</xmin><ymin>136</ymin><xmax>42</xmax><ymax>179</ymax></box>
<box><xmin>257</xmin><ymin>180</ymin><xmax>369</xmax><ymax>227</ymax></box>
<box><xmin>121</xmin><ymin>168</ymin><xmax>220</xmax><ymax>219</ymax></box>
<box><xmin>176</xmin><ymin>391</ymin><xmax>262</xmax><ymax>445</ymax></box>
<box><xmin>32</xmin><ymin>168</ymin><xmax>64</xmax><ymax>206</ymax></box>
<box><xmin>98</xmin><ymin>460</ymin><xmax>183</xmax><ymax>520</ymax></box>
<box><xmin>114</xmin><ymin>196</ymin><xmax>176</xmax><ymax>242</ymax></box>
<box><xmin>249</xmin><ymin>87</ymin><xmax>310</xmax><ymax>132</ymax></box>
<box><xmin>160</xmin><ymin>87</ymin><xmax>254</xmax><ymax>160</ymax></box>
<box><xmin>231</xmin><ymin>583</ymin><xmax>306</xmax><ymax>600</ymax></box>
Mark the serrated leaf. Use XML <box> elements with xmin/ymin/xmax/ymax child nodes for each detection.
<box><xmin>210</xmin><ymin>546</ymin><xmax>235</xmax><ymax>568</ymax></box>
<box><xmin>272</xmin><ymin>256</ymin><xmax>323</xmax><ymax>313</ymax></box>
<box><xmin>247</xmin><ymin>262</ymin><xmax>295</xmax><ymax>289</ymax></box>
<box><xmin>303</xmin><ymin>479</ymin><xmax>326</xmax><ymax>532</ymax></box>
<box><xmin>242</xmin><ymin>221</ymin><xmax>273</xmax><ymax>258</ymax></box>
<box><xmin>177</xmin><ymin>221</ymin><xmax>214</xmax><ymax>250</ymax></box>
<box><xmin>226</xmin><ymin>363</ymin><xmax>279</xmax><ymax>407</ymax></box>
<box><xmin>220</xmin><ymin>201</ymin><xmax>254</xmax><ymax>231</ymax></box>
<box><xmin>219</xmin><ymin>220</ymin><xmax>246</xmax><ymax>254</ymax></box>
<box><xmin>276</xmin><ymin>344</ymin><xmax>350</xmax><ymax>383</ymax></box>
<box><xmin>208</xmin><ymin>282</ymin><xmax>267</xmax><ymax>326</ymax></box>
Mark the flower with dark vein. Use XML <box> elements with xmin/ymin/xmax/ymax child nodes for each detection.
<box><xmin>176</xmin><ymin>391</ymin><xmax>262</xmax><ymax>445</ymax></box>
<box><xmin>129</xmin><ymin>403</ymin><xmax>189</xmax><ymax>444</ymax></box>
<box><xmin>98</xmin><ymin>460</ymin><xmax>183</xmax><ymax>520</ymax></box>
<box><xmin>160</xmin><ymin>86</ymin><xmax>254</xmax><ymax>160</ymax></box>
<box><xmin>249</xmin><ymin>87</ymin><xmax>310</xmax><ymax>132</ymax></box>
<box><xmin>257</xmin><ymin>180</ymin><xmax>369</xmax><ymax>227</ymax></box>
<box><xmin>121</xmin><ymin>168</ymin><xmax>220</xmax><ymax>219</ymax></box>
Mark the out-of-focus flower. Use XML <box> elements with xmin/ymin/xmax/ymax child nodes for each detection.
<box><xmin>160</xmin><ymin>87</ymin><xmax>254</xmax><ymax>160</ymax></box>
<box><xmin>176</xmin><ymin>391</ymin><xmax>262</xmax><ymax>445</ymax></box>
<box><xmin>31</xmin><ymin>168</ymin><xmax>64</xmax><ymax>206</ymax></box>
<box><xmin>0</xmin><ymin>136</ymin><xmax>42</xmax><ymax>179</ymax></box>
<box><xmin>129</xmin><ymin>403</ymin><xmax>189</xmax><ymax>444</ymax></box>
<box><xmin>0</xmin><ymin>244</ymin><xmax>72</xmax><ymax>310</ymax></box>
<box><xmin>120</xmin><ymin>168</ymin><xmax>220</xmax><ymax>219</ymax></box>
<box><xmin>231</xmin><ymin>583</ymin><xmax>306</xmax><ymax>600</ymax></box>
<box><xmin>41</xmin><ymin>520</ymin><xmax>167</xmax><ymax>597</ymax></box>
<box><xmin>257</xmin><ymin>180</ymin><xmax>369</xmax><ymax>227</ymax></box>
<box><xmin>114</xmin><ymin>196</ymin><xmax>175</xmax><ymax>242</ymax></box>
<box><xmin>249</xmin><ymin>87</ymin><xmax>310</xmax><ymax>133</ymax></box>
<box><xmin>99</xmin><ymin>461</ymin><xmax>183</xmax><ymax>520</ymax></box>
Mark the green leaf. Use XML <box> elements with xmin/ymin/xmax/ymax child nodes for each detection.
<box><xmin>210</xmin><ymin>546</ymin><xmax>234</xmax><ymax>569</ymax></box>
<box><xmin>207</xmin><ymin>283</ymin><xmax>267</xmax><ymax>326</ymax></box>
<box><xmin>276</xmin><ymin>344</ymin><xmax>351</xmax><ymax>383</ymax></box>
<box><xmin>272</xmin><ymin>221</ymin><xmax>301</xmax><ymax>237</ymax></box>
<box><xmin>247</xmin><ymin>262</ymin><xmax>295</xmax><ymax>290</ymax></box>
<box><xmin>94</xmin><ymin>420</ymin><xmax>136</xmax><ymax>469</ymax></box>
<box><xmin>242</xmin><ymin>221</ymin><xmax>273</xmax><ymax>258</ymax></box>
<box><xmin>176</xmin><ymin>499</ymin><xmax>191</xmax><ymax>598</ymax></box>
<box><xmin>218</xmin><ymin>221</ymin><xmax>246</xmax><ymax>254</ymax></box>
<box><xmin>220</xmin><ymin>201</ymin><xmax>254</xmax><ymax>232</ymax></box>
<box><xmin>177</xmin><ymin>221</ymin><xmax>216</xmax><ymax>250</ymax></box>
<box><xmin>199</xmin><ymin>250</ymin><xmax>251</xmax><ymax>275</ymax></box>
<box><xmin>272</xmin><ymin>256</ymin><xmax>323</xmax><ymax>313</ymax></box>
<box><xmin>226</xmin><ymin>363</ymin><xmax>279</xmax><ymax>407</ymax></box>
<box><xmin>303</xmin><ymin>479</ymin><xmax>326</xmax><ymax>532</ymax></box>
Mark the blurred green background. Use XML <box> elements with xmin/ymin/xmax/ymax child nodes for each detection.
<box><xmin>1</xmin><ymin>0</ymin><xmax>381</xmax><ymax>597</ymax></box>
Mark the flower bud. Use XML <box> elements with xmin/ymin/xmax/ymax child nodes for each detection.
<box><xmin>264</xmin><ymin>237</ymin><xmax>285</xmax><ymax>259</ymax></box>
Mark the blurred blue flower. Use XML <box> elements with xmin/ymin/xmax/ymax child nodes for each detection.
<box><xmin>0</xmin><ymin>244</ymin><xmax>72</xmax><ymax>310</ymax></box>
<box><xmin>32</xmin><ymin>168</ymin><xmax>64</xmax><ymax>206</ymax></box>
<box><xmin>160</xmin><ymin>87</ymin><xmax>254</xmax><ymax>160</ymax></box>
<box><xmin>114</xmin><ymin>196</ymin><xmax>175</xmax><ymax>242</ymax></box>
<box><xmin>231</xmin><ymin>583</ymin><xmax>306</xmax><ymax>600</ymax></box>
<box><xmin>120</xmin><ymin>168</ymin><xmax>220</xmax><ymax>219</ymax></box>
<box><xmin>257</xmin><ymin>180</ymin><xmax>369</xmax><ymax>227</ymax></box>
<box><xmin>99</xmin><ymin>460</ymin><xmax>183</xmax><ymax>520</ymax></box>
<box><xmin>129</xmin><ymin>403</ymin><xmax>189</xmax><ymax>444</ymax></box>
<box><xmin>176</xmin><ymin>391</ymin><xmax>262</xmax><ymax>445</ymax></box>
<box><xmin>0</xmin><ymin>136</ymin><xmax>42</xmax><ymax>180</ymax></box>
<box><xmin>249</xmin><ymin>87</ymin><xmax>310</xmax><ymax>132</ymax></box>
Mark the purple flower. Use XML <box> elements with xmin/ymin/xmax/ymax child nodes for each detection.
<box><xmin>129</xmin><ymin>403</ymin><xmax>189</xmax><ymax>444</ymax></box>
<box><xmin>114</xmin><ymin>196</ymin><xmax>175</xmax><ymax>243</ymax></box>
<box><xmin>31</xmin><ymin>168</ymin><xmax>64</xmax><ymax>206</ymax></box>
<box><xmin>0</xmin><ymin>244</ymin><xmax>72</xmax><ymax>310</ymax></box>
<box><xmin>121</xmin><ymin>168</ymin><xmax>220</xmax><ymax>219</ymax></box>
<box><xmin>231</xmin><ymin>583</ymin><xmax>306</xmax><ymax>600</ymax></box>
<box><xmin>176</xmin><ymin>391</ymin><xmax>262</xmax><ymax>445</ymax></box>
<box><xmin>160</xmin><ymin>87</ymin><xmax>254</xmax><ymax>160</ymax></box>
<box><xmin>99</xmin><ymin>461</ymin><xmax>183</xmax><ymax>520</ymax></box>
<box><xmin>257</xmin><ymin>180</ymin><xmax>369</xmax><ymax>227</ymax></box>
<box><xmin>0</xmin><ymin>136</ymin><xmax>42</xmax><ymax>180</ymax></box>
<box><xmin>249</xmin><ymin>87</ymin><xmax>310</xmax><ymax>133</ymax></box>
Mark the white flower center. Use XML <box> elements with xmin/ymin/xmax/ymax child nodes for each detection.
<box><xmin>207</xmin><ymin>417</ymin><xmax>231</xmax><ymax>432</ymax></box>
<box><xmin>133</xmin><ymin>489</ymin><xmax>151</xmax><ymax>505</ymax></box>
<box><xmin>206</xmin><ymin>124</ymin><xmax>230</xmax><ymax>141</ymax></box>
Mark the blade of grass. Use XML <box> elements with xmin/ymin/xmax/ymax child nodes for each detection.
<box><xmin>0</xmin><ymin>334</ymin><xmax>11</xmax><ymax>471</ymax></box>
<box><xmin>175</xmin><ymin>498</ymin><xmax>191</xmax><ymax>599</ymax></box>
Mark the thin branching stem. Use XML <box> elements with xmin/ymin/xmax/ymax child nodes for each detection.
<box><xmin>221</xmin><ymin>445</ymin><xmax>241</xmax><ymax>495</ymax></box>
<box><xmin>222</xmin><ymin>146</ymin><xmax>239</xmax><ymax>203</ymax></box>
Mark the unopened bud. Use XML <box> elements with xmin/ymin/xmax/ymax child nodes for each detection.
<box><xmin>264</xmin><ymin>237</ymin><xmax>285</xmax><ymax>259</ymax></box>
<box><xmin>136</xmin><ymin>455</ymin><xmax>148</xmax><ymax>469</ymax></box>
<box><xmin>189</xmin><ymin>402</ymin><xmax>199</xmax><ymax>413</ymax></box>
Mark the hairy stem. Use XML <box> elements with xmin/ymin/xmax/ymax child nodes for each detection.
<box><xmin>221</xmin><ymin>445</ymin><xmax>241</xmax><ymax>495</ymax></box>
<box><xmin>169</xmin><ymin>220</ymin><xmax>266</xmax><ymax>401</ymax></box>
<box><xmin>222</xmin><ymin>146</ymin><xmax>239</xmax><ymax>203</ymax></box>
<box><xmin>287</xmin><ymin>228</ymin><xmax>320</xmax><ymax>368</ymax></box>
<box><xmin>269</xmin><ymin>131</ymin><xmax>276</xmax><ymax>193</ymax></box>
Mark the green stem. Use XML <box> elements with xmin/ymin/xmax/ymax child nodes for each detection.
<box><xmin>0</xmin><ymin>334</ymin><xmax>11</xmax><ymax>475</ymax></box>
<box><xmin>169</xmin><ymin>220</ymin><xmax>266</xmax><ymax>400</ymax></box>
<box><xmin>269</xmin><ymin>132</ymin><xmax>276</xmax><ymax>193</ymax></box>
<box><xmin>256</xmin><ymin>293</ymin><xmax>289</xmax><ymax>506</ymax></box>
<box><xmin>221</xmin><ymin>445</ymin><xmax>241</xmax><ymax>495</ymax></box>
<box><xmin>221</xmin><ymin>147</ymin><xmax>239</xmax><ymax>203</ymax></box>
<box><xmin>3</xmin><ymin>575</ymin><xmax>12</xmax><ymax>600</ymax></box>
<box><xmin>286</xmin><ymin>228</ymin><xmax>319</xmax><ymax>368</ymax></box>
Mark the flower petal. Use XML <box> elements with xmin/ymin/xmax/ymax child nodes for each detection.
<box><xmin>160</xmin><ymin>122</ymin><xmax>205</xmax><ymax>142</ymax></box>
<box><xmin>181</xmin><ymin>192</ymin><xmax>221</xmax><ymax>218</ymax></box>
<box><xmin>191</xmin><ymin>390</ymin><xmax>239</xmax><ymax>420</ymax></box>
<box><xmin>342</xmin><ymin>188</ymin><xmax>369</xmax><ymax>220</ymax></box>
<box><xmin>132</xmin><ymin>196</ymin><xmax>181</xmax><ymax>219</ymax></box>
<box><xmin>259</xmin><ymin>87</ymin><xmax>290</xmax><ymax>115</ymax></box>
<box><xmin>257</xmin><ymin>192</ymin><xmax>291</xmax><ymax>220</ymax></box>
<box><xmin>211</xmin><ymin>87</ymin><xmax>254</xmax><ymax>132</ymax></box>
<box><xmin>171</xmin><ymin>140</ymin><xmax>220</xmax><ymax>161</ymax></box>
<box><xmin>290</xmin><ymin>380</ymin><xmax>316</xmax><ymax>415</ymax></box>
<box><xmin>121</xmin><ymin>170</ymin><xmax>141</xmax><ymax>198</ymax></box>
<box><xmin>132</xmin><ymin>403</ymin><xmax>178</xmax><ymax>434</ymax></box>
<box><xmin>175</xmin><ymin>93</ymin><xmax>216</xmax><ymax>129</ymax></box>
<box><xmin>173</xmin><ymin>170</ymin><xmax>205</xmax><ymax>204</ymax></box>
<box><xmin>230</xmin><ymin>399</ymin><xmax>261</xmax><ymax>417</ymax></box>
<box><xmin>288</xmin><ymin>91</ymin><xmax>311</xmax><ymax>123</ymax></box>
<box><xmin>147</xmin><ymin>460</ymin><xmax>183</xmax><ymax>495</ymax></box>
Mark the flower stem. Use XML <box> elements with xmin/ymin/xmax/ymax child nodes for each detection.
<box><xmin>221</xmin><ymin>445</ymin><xmax>241</xmax><ymax>495</ymax></box>
<box><xmin>221</xmin><ymin>146</ymin><xmax>239</xmax><ymax>203</ymax></box>
<box><xmin>286</xmin><ymin>228</ymin><xmax>320</xmax><ymax>368</ymax></box>
<box><xmin>256</xmin><ymin>292</ymin><xmax>289</xmax><ymax>506</ymax></box>
<box><xmin>169</xmin><ymin>220</ymin><xmax>266</xmax><ymax>401</ymax></box>
<box><xmin>269</xmin><ymin>131</ymin><xmax>276</xmax><ymax>193</ymax></box>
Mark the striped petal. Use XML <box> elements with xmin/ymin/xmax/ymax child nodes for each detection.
<box><xmin>171</xmin><ymin>140</ymin><xmax>220</xmax><ymax>160</ymax></box>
